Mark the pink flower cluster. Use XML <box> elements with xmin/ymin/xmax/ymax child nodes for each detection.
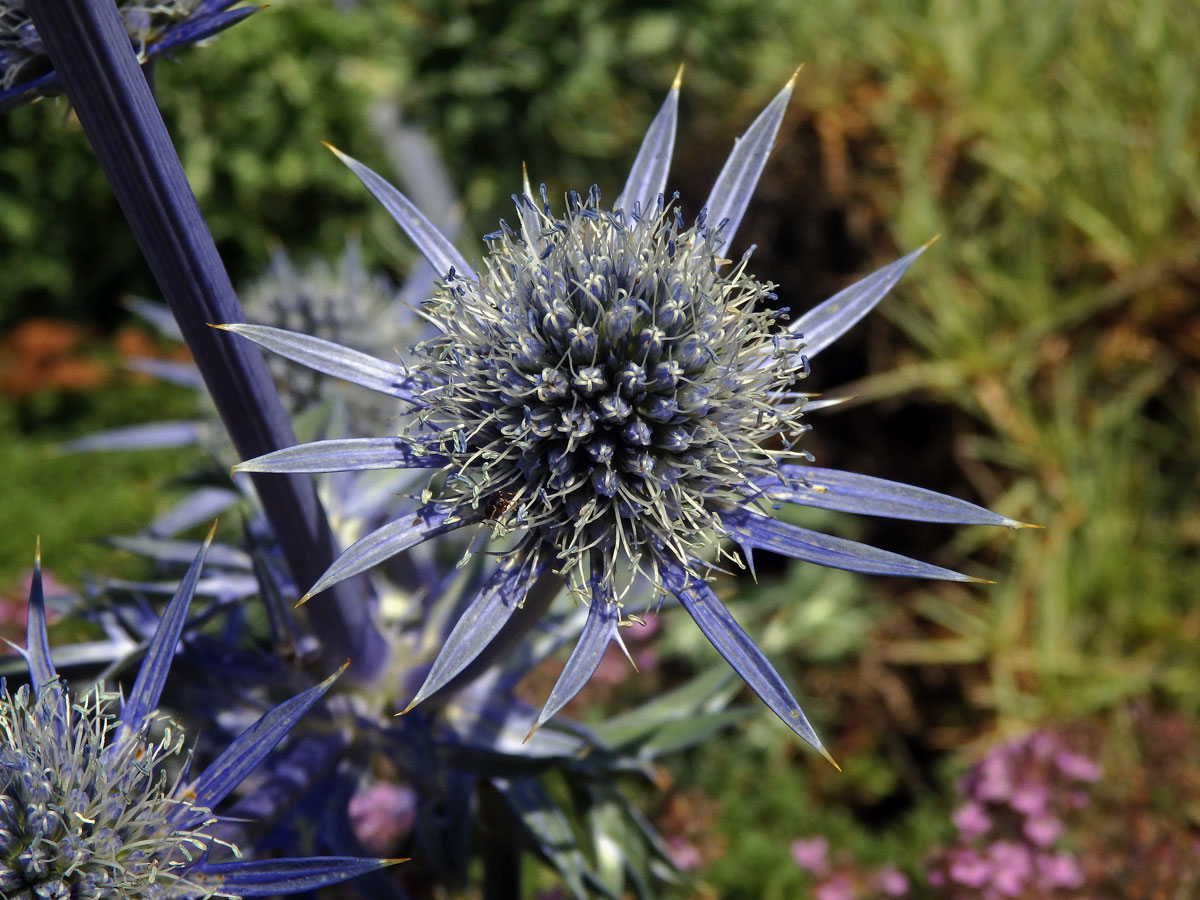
<box><xmin>926</xmin><ymin>732</ymin><xmax>1100</xmax><ymax>898</ymax></box>
<box><xmin>790</xmin><ymin>733</ymin><xmax>1099</xmax><ymax>899</ymax></box>
<box><xmin>790</xmin><ymin>836</ymin><xmax>909</xmax><ymax>900</ymax></box>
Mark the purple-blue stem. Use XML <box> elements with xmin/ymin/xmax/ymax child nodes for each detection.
<box><xmin>23</xmin><ymin>0</ymin><xmax>387</xmax><ymax>681</ymax></box>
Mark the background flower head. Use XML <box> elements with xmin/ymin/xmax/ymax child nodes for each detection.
<box><xmin>1</xmin><ymin>538</ymin><xmax>393</xmax><ymax>898</ymax></box>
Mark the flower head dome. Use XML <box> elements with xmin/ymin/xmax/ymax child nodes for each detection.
<box><xmin>404</xmin><ymin>179</ymin><xmax>812</xmax><ymax>602</ymax></box>
<box><xmin>1</xmin><ymin>539</ymin><xmax>394</xmax><ymax>898</ymax></box>
<box><xmin>227</xmin><ymin>70</ymin><xmax>1026</xmax><ymax>756</ymax></box>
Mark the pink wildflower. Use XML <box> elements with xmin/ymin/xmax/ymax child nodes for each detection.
<box><xmin>347</xmin><ymin>780</ymin><xmax>417</xmax><ymax>855</ymax></box>
<box><xmin>790</xmin><ymin>836</ymin><xmax>831</xmax><ymax>876</ymax></box>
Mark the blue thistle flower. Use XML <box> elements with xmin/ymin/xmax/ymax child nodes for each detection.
<box><xmin>1</xmin><ymin>537</ymin><xmax>396</xmax><ymax>898</ymax></box>
<box><xmin>0</xmin><ymin>0</ymin><xmax>255</xmax><ymax>112</ymax></box>
<box><xmin>225</xmin><ymin>70</ymin><xmax>1028</xmax><ymax>756</ymax></box>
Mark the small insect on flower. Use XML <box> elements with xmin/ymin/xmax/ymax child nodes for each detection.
<box><xmin>0</xmin><ymin>535</ymin><xmax>398</xmax><ymax>899</ymax></box>
<box><xmin>225</xmin><ymin>68</ymin><xmax>1029</xmax><ymax>757</ymax></box>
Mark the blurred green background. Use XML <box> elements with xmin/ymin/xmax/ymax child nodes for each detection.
<box><xmin>1</xmin><ymin>0</ymin><xmax>1198</xmax><ymax>895</ymax></box>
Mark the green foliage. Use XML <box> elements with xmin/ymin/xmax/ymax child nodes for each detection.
<box><xmin>763</xmin><ymin>0</ymin><xmax>1200</xmax><ymax>724</ymax></box>
<box><xmin>0</xmin><ymin>381</ymin><xmax>196</xmax><ymax>584</ymax></box>
<box><xmin>0</xmin><ymin>0</ymin><xmax>803</xmax><ymax>328</ymax></box>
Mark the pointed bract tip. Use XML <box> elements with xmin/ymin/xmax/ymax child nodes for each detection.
<box><xmin>382</xmin><ymin>858</ymin><xmax>411</xmax><ymax>867</ymax></box>
<box><xmin>787</xmin><ymin>65</ymin><xmax>804</xmax><ymax>87</ymax></box>
<box><xmin>34</xmin><ymin>535</ymin><xmax>41</xmax><ymax>566</ymax></box>
<box><xmin>672</xmin><ymin>63</ymin><xmax>684</xmax><ymax>90</ymax></box>
<box><xmin>321</xmin><ymin>140</ymin><xmax>344</xmax><ymax>158</ymax></box>
<box><xmin>614</xmin><ymin>631</ymin><xmax>639</xmax><ymax>673</ymax></box>
<box><xmin>820</xmin><ymin>745</ymin><xmax>842</xmax><ymax>772</ymax></box>
<box><xmin>295</xmin><ymin>592</ymin><xmax>313</xmax><ymax>608</ymax></box>
<box><xmin>922</xmin><ymin>233</ymin><xmax>942</xmax><ymax>250</ymax></box>
<box><xmin>1016</xmin><ymin>520</ymin><xmax>1044</xmax><ymax>530</ymax></box>
<box><xmin>397</xmin><ymin>699</ymin><xmax>417</xmax><ymax>716</ymax></box>
<box><xmin>522</xmin><ymin>722</ymin><xmax>539</xmax><ymax>744</ymax></box>
<box><xmin>208</xmin><ymin>322</ymin><xmax>230</xmax><ymax>330</ymax></box>
<box><xmin>968</xmin><ymin>576</ymin><xmax>998</xmax><ymax>585</ymax></box>
<box><xmin>203</xmin><ymin>520</ymin><xmax>219</xmax><ymax>544</ymax></box>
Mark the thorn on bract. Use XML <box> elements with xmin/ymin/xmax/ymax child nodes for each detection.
<box><xmin>820</xmin><ymin>746</ymin><xmax>842</xmax><ymax>772</ymax></box>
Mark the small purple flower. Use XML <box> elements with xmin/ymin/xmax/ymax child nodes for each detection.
<box><xmin>791</xmin><ymin>836</ymin><xmax>831</xmax><ymax>876</ymax></box>
<box><xmin>624</xmin><ymin>612</ymin><xmax>661</xmax><ymax>641</ymax></box>
<box><xmin>1037</xmin><ymin>851</ymin><xmax>1084</xmax><ymax>889</ymax></box>
<box><xmin>987</xmin><ymin>841</ymin><xmax>1033</xmax><ymax>896</ymax></box>
<box><xmin>348</xmin><ymin>781</ymin><xmax>418</xmax><ymax>855</ymax></box>
<box><xmin>1028</xmin><ymin>732</ymin><xmax>1058</xmax><ymax>760</ymax></box>
<box><xmin>874</xmin><ymin>865</ymin><xmax>909</xmax><ymax>897</ymax></box>
<box><xmin>948</xmin><ymin>848</ymin><xmax>992</xmax><ymax>888</ymax></box>
<box><xmin>666</xmin><ymin>835</ymin><xmax>703</xmax><ymax>872</ymax></box>
<box><xmin>1010</xmin><ymin>782</ymin><xmax>1050</xmax><ymax>816</ymax></box>
<box><xmin>1054</xmin><ymin>749</ymin><xmax>1101</xmax><ymax>783</ymax></box>
<box><xmin>952</xmin><ymin>801</ymin><xmax>993</xmax><ymax>839</ymax></box>
<box><xmin>814</xmin><ymin>873</ymin><xmax>856</xmax><ymax>900</ymax></box>
<box><xmin>972</xmin><ymin>753</ymin><xmax>1015</xmax><ymax>802</ymax></box>
<box><xmin>1067</xmin><ymin>789</ymin><xmax>1092</xmax><ymax>810</ymax></box>
<box><xmin>634</xmin><ymin>645</ymin><xmax>659</xmax><ymax>673</ymax></box>
<box><xmin>1022</xmin><ymin>813</ymin><xmax>1064</xmax><ymax>848</ymax></box>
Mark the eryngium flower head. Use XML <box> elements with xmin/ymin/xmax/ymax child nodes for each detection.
<box><xmin>0</xmin><ymin>680</ymin><xmax>226</xmax><ymax>899</ymax></box>
<box><xmin>0</xmin><ymin>0</ymin><xmax>255</xmax><ymax>112</ymax></box>
<box><xmin>229</xmin><ymin>70</ymin><xmax>1026</xmax><ymax>755</ymax></box>
<box><xmin>2</xmin><ymin>540</ymin><xmax>394</xmax><ymax>898</ymax></box>
<box><xmin>410</xmin><ymin>185</ymin><xmax>805</xmax><ymax>594</ymax></box>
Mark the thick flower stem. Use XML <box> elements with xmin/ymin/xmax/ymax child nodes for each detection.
<box><xmin>480</xmin><ymin>783</ymin><xmax>521</xmax><ymax>900</ymax></box>
<box><xmin>24</xmin><ymin>0</ymin><xmax>386</xmax><ymax>681</ymax></box>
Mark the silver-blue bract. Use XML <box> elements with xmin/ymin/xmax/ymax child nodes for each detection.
<box><xmin>0</xmin><ymin>0</ymin><xmax>255</xmax><ymax>112</ymax></box>
<box><xmin>0</xmin><ymin>538</ymin><xmax>394</xmax><ymax>898</ymax></box>
<box><xmin>228</xmin><ymin>71</ymin><xmax>1025</xmax><ymax>757</ymax></box>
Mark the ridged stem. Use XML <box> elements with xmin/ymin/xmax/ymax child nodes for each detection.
<box><xmin>24</xmin><ymin>0</ymin><xmax>387</xmax><ymax>681</ymax></box>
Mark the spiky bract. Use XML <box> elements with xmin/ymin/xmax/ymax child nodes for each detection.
<box><xmin>2</xmin><ymin>1</ymin><xmax>193</xmax><ymax>88</ymax></box>
<box><xmin>0</xmin><ymin>0</ymin><xmax>255</xmax><ymax>112</ymax></box>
